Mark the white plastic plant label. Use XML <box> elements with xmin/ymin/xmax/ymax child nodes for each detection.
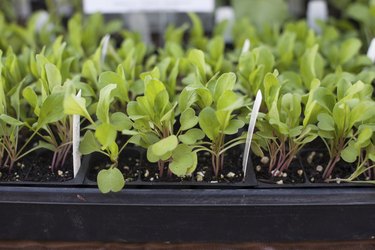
<box><xmin>101</xmin><ymin>34</ymin><xmax>111</xmax><ymax>67</ymax></box>
<box><xmin>215</xmin><ymin>6</ymin><xmax>235</xmax><ymax>44</ymax></box>
<box><xmin>241</xmin><ymin>39</ymin><xmax>251</xmax><ymax>55</ymax></box>
<box><xmin>242</xmin><ymin>90</ymin><xmax>262</xmax><ymax>179</ymax></box>
<box><xmin>83</xmin><ymin>0</ymin><xmax>215</xmax><ymax>13</ymax></box>
<box><xmin>307</xmin><ymin>0</ymin><xmax>328</xmax><ymax>34</ymax></box>
<box><xmin>367</xmin><ymin>38</ymin><xmax>375</xmax><ymax>63</ymax></box>
<box><xmin>72</xmin><ymin>90</ymin><xmax>82</xmax><ymax>178</ymax></box>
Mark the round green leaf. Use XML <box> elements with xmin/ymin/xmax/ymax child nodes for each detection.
<box><xmin>110</xmin><ymin>112</ymin><xmax>132</xmax><ymax>131</ymax></box>
<box><xmin>180</xmin><ymin>108</ymin><xmax>198</xmax><ymax>131</ymax></box>
<box><xmin>79</xmin><ymin>131</ymin><xmax>101</xmax><ymax>155</ymax></box>
<box><xmin>97</xmin><ymin>168</ymin><xmax>125</xmax><ymax>193</ymax></box>
<box><xmin>151</xmin><ymin>135</ymin><xmax>178</xmax><ymax>156</ymax></box>
<box><xmin>341</xmin><ymin>144</ymin><xmax>358</xmax><ymax>163</ymax></box>
<box><xmin>169</xmin><ymin>144</ymin><xmax>195</xmax><ymax>177</ymax></box>
<box><xmin>178</xmin><ymin>128</ymin><xmax>205</xmax><ymax>144</ymax></box>
<box><xmin>317</xmin><ymin>113</ymin><xmax>335</xmax><ymax>131</ymax></box>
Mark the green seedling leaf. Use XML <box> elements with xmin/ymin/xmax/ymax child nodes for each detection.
<box><xmin>300</xmin><ymin>45</ymin><xmax>323</xmax><ymax>89</ymax></box>
<box><xmin>37</xmin><ymin>93</ymin><xmax>65</xmax><ymax>128</ymax></box>
<box><xmin>36</xmin><ymin>141</ymin><xmax>57</xmax><ymax>151</ymax></box>
<box><xmin>199</xmin><ymin>107</ymin><xmax>220</xmax><ymax>140</ymax></box>
<box><xmin>79</xmin><ymin>130</ymin><xmax>101</xmax><ymax>155</ymax></box>
<box><xmin>150</xmin><ymin>135</ymin><xmax>178</xmax><ymax>156</ymax></box>
<box><xmin>341</xmin><ymin>143</ymin><xmax>358</xmax><ymax>163</ymax></box>
<box><xmin>339</xmin><ymin>38</ymin><xmax>361</xmax><ymax>65</ymax></box>
<box><xmin>147</xmin><ymin>147</ymin><xmax>160</xmax><ymax>163</ymax></box>
<box><xmin>178</xmin><ymin>87</ymin><xmax>198</xmax><ymax>112</ymax></box>
<box><xmin>213</xmin><ymin>72</ymin><xmax>236</xmax><ymax>101</ymax></box>
<box><xmin>22</xmin><ymin>87</ymin><xmax>40</xmax><ymax>115</ymax></box>
<box><xmin>333</xmin><ymin>103</ymin><xmax>348</xmax><ymax>135</ymax></box>
<box><xmin>0</xmin><ymin>114</ymin><xmax>23</xmax><ymax>126</ymax></box>
<box><xmin>196</xmin><ymin>87</ymin><xmax>213</xmax><ymax>108</ymax></box>
<box><xmin>95</xmin><ymin>123</ymin><xmax>117</xmax><ymax>150</ymax></box>
<box><xmin>82</xmin><ymin>60</ymin><xmax>98</xmax><ymax>84</ymax></box>
<box><xmin>350</xmin><ymin>101</ymin><xmax>375</xmax><ymax>128</ymax></box>
<box><xmin>108</xmin><ymin>142</ymin><xmax>119</xmax><ymax>163</ymax></box>
<box><xmin>318</xmin><ymin>129</ymin><xmax>334</xmax><ymax>139</ymax></box>
<box><xmin>355</xmin><ymin>127</ymin><xmax>373</xmax><ymax>148</ymax></box>
<box><xmin>96</xmin><ymin>84</ymin><xmax>117</xmax><ymax>123</ymax></box>
<box><xmin>45</xmin><ymin>63</ymin><xmax>62</xmax><ymax>92</ymax></box>
<box><xmin>298</xmin><ymin>134</ymin><xmax>318</xmax><ymax>144</ymax></box>
<box><xmin>217</xmin><ymin>91</ymin><xmax>243</xmax><ymax>111</ymax></box>
<box><xmin>263</xmin><ymin>72</ymin><xmax>280</xmax><ymax>109</ymax></box>
<box><xmin>99</xmin><ymin>71</ymin><xmax>129</xmax><ymax>103</ymax></box>
<box><xmin>188</xmin><ymin>49</ymin><xmax>206</xmax><ymax>82</ymax></box>
<box><xmin>224</xmin><ymin>119</ymin><xmax>245</xmax><ymax>134</ymax></box>
<box><xmin>97</xmin><ymin>167</ymin><xmax>125</xmax><ymax>193</ymax></box>
<box><xmin>144</xmin><ymin>77</ymin><xmax>166</xmax><ymax>106</ymax></box>
<box><xmin>180</xmin><ymin>108</ymin><xmax>198</xmax><ymax>131</ymax></box>
<box><xmin>169</xmin><ymin>144</ymin><xmax>196</xmax><ymax>177</ymax></box>
<box><xmin>318</xmin><ymin>113</ymin><xmax>335</xmax><ymax>131</ymax></box>
<box><xmin>110</xmin><ymin>112</ymin><xmax>132</xmax><ymax>131</ymax></box>
<box><xmin>64</xmin><ymin>94</ymin><xmax>94</xmax><ymax>124</ymax></box>
<box><xmin>178</xmin><ymin>128</ymin><xmax>205</xmax><ymax>144</ymax></box>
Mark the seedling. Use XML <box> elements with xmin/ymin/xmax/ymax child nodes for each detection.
<box><xmin>64</xmin><ymin>83</ymin><xmax>133</xmax><ymax>193</ymax></box>
<box><xmin>252</xmin><ymin>72</ymin><xmax>317</xmax><ymax>175</ymax></box>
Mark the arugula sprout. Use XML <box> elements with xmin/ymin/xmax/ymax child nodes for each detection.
<box><xmin>335</xmin><ymin>126</ymin><xmax>375</xmax><ymax>183</ymax></box>
<box><xmin>232</xmin><ymin>19</ymin><xmax>261</xmax><ymax>50</ymax></box>
<box><xmin>165</xmin><ymin>23</ymin><xmax>189</xmax><ymax>45</ymax></box>
<box><xmin>144</xmin><ymin>58</ymin><xmax>180</xmax><ymax>101</ymax></box>
<box><xmin>314</xmin><ymin>79</ymin><xmax>375</xmax><ymax>179</ymax></box>
<box><xmin>127</xmin><ymin>74</ymin><xmax>198</xmax><ymax>177</ymax></box>
<box><xmin>179</xmin><ymin>72</ymin><xmax>246</xmax><ymax>177</ymax></box>
<box><xmin>237</xmin><ymin>46</ymin><xmax>275</xmax><ymax>97</ymax></box>
<box><xmin>64</xmin><ymin>84</ymin><xmax>133</xmax><ymax>193</ymax></box>
<box><xmin>0</xmin><ymin>51</ymin><xmax>44</xmax><ymax>170</ymax></box>
<box><xmin>252</xmin><ymin>72</ymin><xmax>318</xmax><ymax>175</ymax></box>
<box><xmin>345</xmin><ymin>0</ymin><xmax>375</xmax><ymax>47</ymax></box>
<box><xmin>68</xmin><ymin>13</ymin><xmax>122</xmax><ymax>58</ymax></box>
<box><xmin>188</xmin><ymin>13</ymin><xmax>208</xmax><ymax>50</ymax></box>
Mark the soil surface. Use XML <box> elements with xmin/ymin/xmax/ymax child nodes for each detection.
<box><xmin>194</xmin><ymin>149</ymin><xmax>244</xmax><ymax>183</ymax></box>
<box><xmin>81</xmin><ymin>145</ymin><xmax>247</xmax><ymax>184</ymax></box>
<box><xmin>0</xmin><ymin>151</ymin><xmax>73</xmax><ymax>182</ymax></box>
<box><xmin>140</xmin><ymin>147</ymin><xmax>245</xmax><ymax>183</ymax></box>
<box><xmin>254</xmin><ymin>155</ymin><xmax>305</xmax><ymax>184</ymax></box>
<box><xmin>87</xmin><ymin>150</ymin><xmax>141</xmax><ymax>182</ymax></box>
<box><xmin>300</xmin><ymin>150</ymin><xmax>357</xmax><ymax>183</ymax></box>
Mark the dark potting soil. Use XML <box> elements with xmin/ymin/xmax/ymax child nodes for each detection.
<box><xmin>139</xmin><ymin>162</ymin><xmax>193</xmax><ymax>182</ymax></box>
<box><xmin>87</xmin><ymin>152</ymin><xmax>140</xmax><ymax>182</ymax></box>
<box><xmin>300</xmin><ymin>150</ymin><xmax>357</xmax><ymax>183</ymax></box>
<box><xmin>140</xmin><ymin>148</ymin><xmax>244</xmax><ymax>183</ymax></box>
<box><xmin>194</xmin><ymin>149</ymin><xmax>244</xmax><ymax>183</ymax></box>
<box><xmin>0</xmin><ymin>152</ymin><xmax>73</xmax><ymax>182</ymax></box>
<box><xmin>254</xmin><ymin>155</ymin><xmax>305</xmax><ymax>184</ymax></box>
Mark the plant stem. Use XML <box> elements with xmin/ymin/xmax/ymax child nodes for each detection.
<box><xmin>323</xmin><ymin>138</ymin><xmax>344</xmax><ymax>180</ymax></box>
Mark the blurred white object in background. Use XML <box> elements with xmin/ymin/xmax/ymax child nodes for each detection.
<box><xmin>307</xmin><ymin>0</ymin><xmax>328</xmax><ymax>34</ymax></box>
<box><xmin>215</xmin><ymin>6</ymin><xmax>235</xmax><ymax>44</ymax></box>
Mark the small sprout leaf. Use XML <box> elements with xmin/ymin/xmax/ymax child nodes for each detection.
<box><xmin>97</xmin><ymin>168</ymin><xmax>125</xmax><ymax>193</ymax></box>
<box><xmin>79</xmin><ymin>131</ymin><xmax>101</xmax><ymax>155</ymax></box>
<box><xmin>95</xmin><ymin>123</ymin><xmax>117</xmax><ymax>150</ymax></box>
<box><xmin>178</xmin><ymin>128</ymin><xmax>205</xmax><ymax>144</ymax></box>
<box><xmin>151</xmin><ymin>135</ymin><xmax>178</xmax><ymax>157</ymax></box>
<box><xmin>180</xmin><ymin>108</ymin><xmax>198</xmax><ymax>131</ymax></box>
<box><xmin>110</xmin><ymin>112</ymin><xmax>132</xmax><ymax>131</ymax></box>
<box><xmin>169</xmin><ymin>144</ymin><xmax>196</xmax><ymax>177</ymax></box>
<box><xmin>0</xmin><ymin>114</ymin><xmax>23</xmax><ymax>126</ymax></box>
